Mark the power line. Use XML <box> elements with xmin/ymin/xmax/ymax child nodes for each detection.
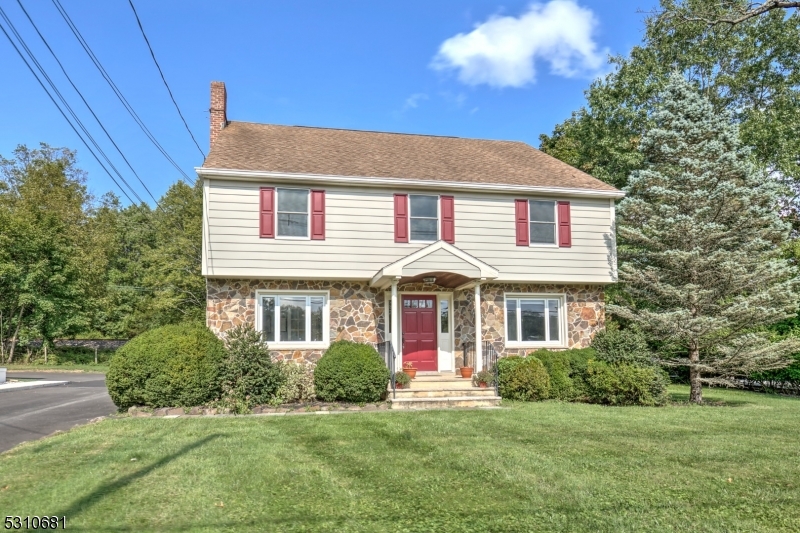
<box><xmin>127</xmin><ymin>0</ymin><xmax>206</xmax><ymax>159</ymax></box>
<box><xmin>0</xmin><ymin>16</ymin><xmax>136</xmax><ymax>205</ymax></box>
<box><xmin>15</xmin><ymin>0</ymin><xmax>160</xmax><ymax>207</ymax></box>
<box><xmin>0</xmin><ymin>6</ymin><xmax>145</xmax><ymax>205</ymax></box>
<box><xmin>50</xmin><ymin>0</ymin><xmax>195</xmax><ymax>185</ymax></box>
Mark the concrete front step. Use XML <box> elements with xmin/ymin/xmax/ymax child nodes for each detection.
<box><xmin>392</xmin><ymin>388</ymin><xmax>497</xmax><ymax>398</ymax></box>
<box><xmin>389</xmin><ymin>396</ymin><xmax>502</xmax><ymax>409</ymax></box>
<box><xmin>399</xmin><ymin>379</ymin><xmax>478</xmax><ymax>391</ymax></box>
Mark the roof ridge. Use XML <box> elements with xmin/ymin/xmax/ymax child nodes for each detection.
<box><xmin>227</xmin><ymin>120</ymin><xmax>519</xmax><ymax>143</ymax></box>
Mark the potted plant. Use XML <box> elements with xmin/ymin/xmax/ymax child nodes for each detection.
<box><xmin>460</xmin><ymin>365</ymin><xmax>474</xmax><ymax>379</ymax></box>
<box><xmin>402</xmin><ymin>361</ymin><xmax>417</xmax><ymax>379</ymax></box>
<box><xmin>394</xmin><ymin>371</ymin><xmax>411</xmax><ymax>389</ymax></box>
<box><xmin>472</xmin><ymin>370</ymin><xmax>495</xmax><ymax>388</ymax></box>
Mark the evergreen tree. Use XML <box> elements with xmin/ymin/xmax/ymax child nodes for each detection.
<box><xmin>610</xmin><ymin>74</ymin><xmax>800</xmax><ymax>403</ymax></box>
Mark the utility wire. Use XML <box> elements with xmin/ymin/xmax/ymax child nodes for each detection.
<box><xmin>127</xmin><ymin>0</ymin><xmax>206</xmax><ymax>159</ymax></box>
<box><xmin>0</xmin><ymin>6</ymin><xmax>145</xmax><ymax>205</ymax></box>
<box><xmin>16</xmin><ymin>0</ymin><xmax>160</xmax><ymax>207</ymax></box>
<box><xmin>51</xmin><ymin>0</ymin><xmax>195</xmax><ymax>185</ymax></box>
<box><xmin>0</xmin><ymin>18</ymin><xmax>136</xmax><ymax>205</ymax></box>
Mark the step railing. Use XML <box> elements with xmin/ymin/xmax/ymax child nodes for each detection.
<box><xmin>482</xmin><ymin>341</ymin><xmax>500</xmax><ymax>396</ymax></box>
<box><xmin>377</xmin><ymin>340</ymin><xmax>396</xmax><ymax>399</ymax></box>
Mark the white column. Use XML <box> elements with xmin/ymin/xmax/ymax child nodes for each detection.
<box><xmin>391</xmin><ymin>279</ymin><xmax>399</xmax><ymax>364</ymax></box>
<box><xmin>474</xmin><ymin>281</ymin><xmax>482</xmax><ymax>372</ymax></box>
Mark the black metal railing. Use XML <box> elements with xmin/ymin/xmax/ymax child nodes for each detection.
<box><xmin>461</xmin><ymin>341</ymin><xmax>474</xmax><ymax>370</ymax></box>
<box><xmin>377</xmin><ymin>340</ymin><xmax>397</xmax><ymax>399</ymax></box>
<box><xmin>483</xmin><ymin>341</ymin><xmax>500</xmax><ymax>396</ymax></box>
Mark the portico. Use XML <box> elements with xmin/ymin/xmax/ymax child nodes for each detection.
<box><xmin>371</xmin><ymin>241</ymin><xmax>499</xmax><ymax>372</ymax></box>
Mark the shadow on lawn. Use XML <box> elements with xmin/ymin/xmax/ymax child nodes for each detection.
<box><xmin>669</xmin><ymin>390</ymin><xmax>755</xmax><ymax>407</ymax></box>
<box><xmin>57</xmin><ymin>433</ymin><xmax>223</xmax><ymax>519</ymax></box>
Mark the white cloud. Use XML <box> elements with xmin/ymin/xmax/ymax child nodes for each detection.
<box><xmin>402</xmin><ymin>93</ymin><xmax>428</xmax><ymax>110</ymax></box>
<box><xmin>431</xmin><ymin>0</ymin><xmax>608</xmax><ymax>88</ymax></box>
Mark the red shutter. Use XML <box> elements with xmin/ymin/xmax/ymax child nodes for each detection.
<box><xmin>441</xmin><ymin>195</ymin><xmax>455</xmax><ymax>244</ymax></box>
<box><xmin>515</xmin><ymin>199</ymin><xmax>529</xmax><ymax>246</ymax></box>
<box><xmin>394</xmin><ymin>194</ymin><xmax>408</xmax><ymax>243</ymax></box>
<box><xmin>557</xmin><ymin>201</ymin><xmax>571</xmax><ymax>247</ymax></box>
<box><xmin>259</xmin><ymin>187</ymin><xmax>275</xmax><ymax>238</ymax></box>
<box><xmin>310</xmin><ymin>190</ymin><xmax>325</xmax><ymax>240</ymax></box>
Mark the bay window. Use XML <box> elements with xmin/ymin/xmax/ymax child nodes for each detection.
<box><xmin>505</xmin><ymin>294</ymin><xmax>565</xmax><ymax>346</ymax></box>
<box><xmin>258</xmin><ymin>292</ymin><xmax>328</xmax><ymax>345</ymax></box>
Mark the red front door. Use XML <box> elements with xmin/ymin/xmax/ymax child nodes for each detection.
<box><xmin>402</xmin><ymin>295</ymin><xmax>437</xmax><ymax>371</ymax></box>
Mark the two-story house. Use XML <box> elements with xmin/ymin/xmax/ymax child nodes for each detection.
<box><xmin>200</xmin><ymin>82</ymin><xmax>622</xmax><ymax>374</ymax></box>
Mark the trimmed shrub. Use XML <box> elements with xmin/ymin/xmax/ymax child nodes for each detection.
<box><xmin>532</xmin><ymin>348</ymin><xmax>595</xmax><ymax>400</ymax></box>
<box><xmin>499</xmin><ymin>357</ymin><xmax>551</xmax><ymax>401</ymax></box>
<box><xmin>273</xmin><ymin>362</ymin><xmax>316</xmax><ymax>404</ymax></box>
<box><xmin>314</xmin><ymin>340</ymin><xmax>390</xmax><ymax>403</ymax></box>
<box><xmin>591</xmin><ymin>327</ymin><xmax>654</xmax><ymax>366</ymax></box>
<box><xmin>106</xmin><ymin>324</ymin><xmax>225</xmax><ymax>410</ymax></box>
<box><xmin>219</xmin><ymin>325</ymin><xmax>283</xmax><ymax>411</ymax></box>
<box><xmin>585</xmin><ymin>361</ymin><xmax>669</xmax><ymax>406</ymax></box>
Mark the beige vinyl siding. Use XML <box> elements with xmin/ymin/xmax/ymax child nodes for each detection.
<box><xmin>204</xmin><ymin>179</ymin><xmax>617</xmax><ymax>283</ymax></box>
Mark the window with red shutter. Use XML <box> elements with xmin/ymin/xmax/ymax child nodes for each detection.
<box><xmin>259</xmin><ymin>187</ymin><xmax>275</xmax><ymax>238</ymax></box>
<box><xmin>440</xmin><ymin>196</ymin><xmax>455</xmax><ymax>244</ymax></box>
<box><xmin>557</xmin><ymin>201</ymin><xmax>571</xmax><ymax>247</ymax></box>
<box><xmin>394</xmin><ymin>194</ymin><xmax>409</xmax><ymax>243</ymax></box>
<box><xmin>515</xmin><ymin>199</ymin><xmax>529</xmax><ymax>246</ymax></box>
<box><xmin>310</xmin><ymin>190</ymin><xmax>325</xmax><ymax>240</ymax></box>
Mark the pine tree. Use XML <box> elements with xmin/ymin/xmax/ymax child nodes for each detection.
<box><xmin>610</xmin><ymin>73</ymin><xmax>800</xmax><ymax>403</ymax></box>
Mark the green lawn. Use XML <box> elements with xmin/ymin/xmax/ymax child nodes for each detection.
<box><xmin>2</xmin><ymin>387</ymin><xmax>799</xmax><ymax>533</ymax></box>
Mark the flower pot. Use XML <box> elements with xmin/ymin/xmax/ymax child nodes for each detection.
<box><xmin>396</xmin><ymin>382</ymin><xmax>405</xmax><ymax>389</ymax></box>
<box><xmin>478</xmin><ymin>382</ymin><xmax>487</xmax><ymax>388</ymax></box>
<box><xmin>405</xmin><ymin>368</ymin><xmax>417</xmax><ymax>379</ymax></box>
<box><xmin>461</xmin><ymin>367</ymin><xmax>473</xmax><ymax>379</ymax></box>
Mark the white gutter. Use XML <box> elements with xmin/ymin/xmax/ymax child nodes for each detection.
<box><xmin>195</xmin><ymin>167</ymin><xmax>626</xmax><ymax>199</ymax></box>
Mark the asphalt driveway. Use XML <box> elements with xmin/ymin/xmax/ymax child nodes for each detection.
<box><xmin>0</xmin><ymin>372</ymin><xmax>116</xmax><ymax>453</ymax></box>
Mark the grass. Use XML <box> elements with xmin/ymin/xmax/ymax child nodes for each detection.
<box><xmin>1</xmin><ymin>386</ymin><xmax>799</xmax><ymax>532</ymax></box>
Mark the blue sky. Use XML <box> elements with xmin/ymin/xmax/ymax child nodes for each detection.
<box><xmin>0</xmin><ymin>0</ymin><xmax>656</xmax><ymax>204</ymax></box>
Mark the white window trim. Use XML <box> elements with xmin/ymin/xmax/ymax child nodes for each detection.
<box><xmin>503</xmin><ymin>292</ymin><xmax>567</xmax><ymax>348</ymax></box>
<box><xmin>528</xmin><ymin>199</ymin><xmax>558</xmax><ymax>248</ymax></box>
<box><xmin>276</xmin><ymin>187</ymin><xmax>311</xmax><ymax>240</ymax></box>
<box><xmin>408</xmin><ymin>194</ymin><xmax>440</xmax><ymax>244</ymax></box>
<box><xmin>256</xmin><ymin>289</ymin><xmax>330</xmax><ymax>348</ymax></box>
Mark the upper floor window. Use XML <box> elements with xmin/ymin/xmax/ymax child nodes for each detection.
<box><xmin>409</xmin><ymin>194</ymin><xmax>438</xmax><ymax>242</ymax></box>
<box><xmin>529</xmin><ymin>200</ymin><xmax>556</xmax><ymax>245</ymax></box>
<box><xmin>277</xmin><ymin>188</ymin><xmax>309</xmax><ymax>238</ymax></box>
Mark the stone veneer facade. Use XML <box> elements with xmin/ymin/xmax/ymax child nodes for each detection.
<box><xmin>207</xmin><ymin>279</ymin><xmax>605</xmax><ymax>365</ymax></box>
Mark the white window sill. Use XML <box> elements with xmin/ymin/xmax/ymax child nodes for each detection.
<box><xmin>275</xmin><ymin>236</ymin><xmax>310</xmax><ymax>241</ymax></box>
<box><xmin>505</xmin><ymin>342</ymin><xmax>567</xmax><ymax>349</ymax></box>
<box><xmin>529</xmin><ymin>243</ymin><xmax>558</xmax><ymax>248</ymax></box>
<box><xmin>266</xmin><ymin>342</ymin><xmax>329</xmax><ymax>350</ymax></box>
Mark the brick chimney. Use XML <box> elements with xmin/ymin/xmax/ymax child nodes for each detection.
<box><xmin>209</xmin><ymin>81</ymin><xmax>227</xmax><ymax>148</ymax></box>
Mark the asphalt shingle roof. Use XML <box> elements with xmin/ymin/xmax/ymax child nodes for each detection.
<box><xmin>202</xmin><ymin>121</ymin><xmax>619</xmax><ymax>192</ymax></box>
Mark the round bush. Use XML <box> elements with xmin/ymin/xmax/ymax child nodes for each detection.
<box><xmin>313</xmin><ymin>340</ymin><xmax>390</xmax><ymax>403</ymax></box>
<box><xmin>585</xmin><ymin>360</ymin><xmax>669</xmax><ymax>406</ymax></box>
<box><xmin>591</xmin><ymin>327</ymin><xmax>654</xmax><ymax>366</ymax></box>
<box><xmin>106</xmin><ymin>324</ymin><xmax>225</xmax><ymax>410</ymax></box>
<box><xmin>499</xmin><ymin>357</ymin><xmax>551</xmax><ymax>401</ymax></box>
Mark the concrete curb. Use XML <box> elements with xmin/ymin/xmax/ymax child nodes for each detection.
<box><xmin>0</xmin><ymin>381</ymin><xmax>70</xmax><ymax>393</ymax></box>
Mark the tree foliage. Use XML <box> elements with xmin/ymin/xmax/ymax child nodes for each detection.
<box><xmin>0</xmin><ymin>143</ymin><xmax>204</xmax><ymax>360</ymax></box>
<box><xmin>609</xmin><ymin>75</ymin><xmax>800</xmax><ymax>403</ymax></box>
<box><xmin>540</xmin><ymin>0</ymin><xmax>800</xmax><ymax>228</ymax></box>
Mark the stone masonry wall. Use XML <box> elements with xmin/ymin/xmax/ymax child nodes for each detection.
<box><xmin>207</xmin><ymin>279</ymin><xmax>604</xmax><ymax>365</ymax></box>
<box><xmin>207</xmin><ymin>279</ymin><xmax>384</xmax><ymax>364</ymax></box>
